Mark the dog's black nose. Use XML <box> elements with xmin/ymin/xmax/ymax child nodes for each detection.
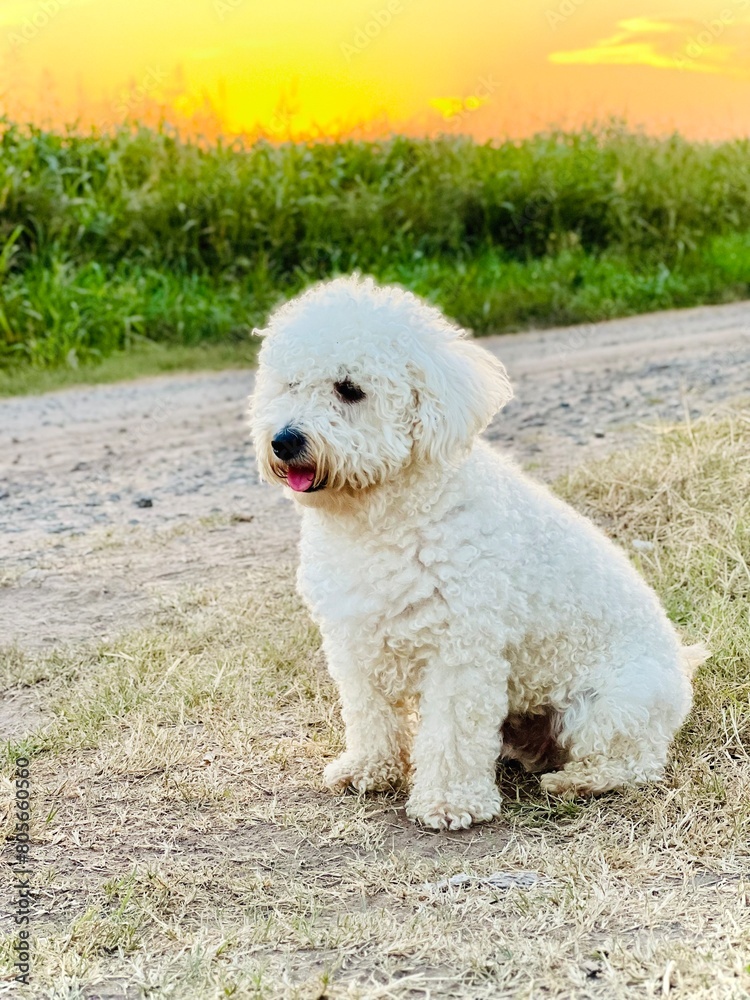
<box><xmin>271</xmin><ymin>427</ymin><xmax>306</xmax><ymax>462</ymax></box>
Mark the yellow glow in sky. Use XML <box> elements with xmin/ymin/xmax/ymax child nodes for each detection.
<box><xmin>2</xmin><ymin>0</ymin><xmax>750</xmax><ymax>140</ymax></box>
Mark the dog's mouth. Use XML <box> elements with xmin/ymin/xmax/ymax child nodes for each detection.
<box><xmin>282</xmin><ymin>464</ymin><xmax>327</xmax><ymax>493</ymax></box>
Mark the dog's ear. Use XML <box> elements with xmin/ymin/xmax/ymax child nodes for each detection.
<box><xmin>410</xmin><ymin>336</ymin><xmax>513</xmax><ymax>463</ymax></box>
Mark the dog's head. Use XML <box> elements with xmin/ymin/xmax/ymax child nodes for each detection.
<box><xmin>249</xmin><ymin>275</ymin><xmax>512</xmax><ymax>506</ymax></box>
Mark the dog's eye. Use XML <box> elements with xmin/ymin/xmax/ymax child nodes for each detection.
<box><xmin>334</xmin><ymin>380</ymin><xmax>366</xmax><ymax>403</ymax></box>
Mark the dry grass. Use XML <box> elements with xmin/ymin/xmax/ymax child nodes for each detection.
<box><xmin>1</xmin><ymin>412</ymin><xmax>749</xmax><ymax>999</ymax></box>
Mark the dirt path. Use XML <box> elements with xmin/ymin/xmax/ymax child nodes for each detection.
<box><xmin>1</xmin><ymin>300</ymin><xmax>749</xmax><ymax>660</ymax></box>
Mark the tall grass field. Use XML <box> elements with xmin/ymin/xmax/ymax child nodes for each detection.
<box><xmin>1</xmin><ymin>119</ymin><xmax>750</xmax><ymax>381</ymax></box>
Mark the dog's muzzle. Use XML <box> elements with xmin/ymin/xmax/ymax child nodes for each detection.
<box><xmin>270</xmin><ymin>426</ymin><xmax>327</xmax><ymax>493</ymax></box>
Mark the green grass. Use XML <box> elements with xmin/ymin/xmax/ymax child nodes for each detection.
<box><xmin>0</xmin><ymin>342</ymin><xmax>257</xmax><ymax>397</ymax></box>
<box><xmin>1</xmin><ymin>119</ymin><xmax>749</xmax><ymax>385</ymax></box>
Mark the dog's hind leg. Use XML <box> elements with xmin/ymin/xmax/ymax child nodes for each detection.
<box><xmin>539</xmin><ymin>676</ymin><xmax>689</xmax><ymax>797</ymax></box>
<box><xmin>539</xmin><ymin>643</ymin><xmax>694</xmax><ymax>798</ymax></box>
<box><xmin>539</xmin><ymin>744</ymin><xmax>666</xmax><ymax>797</ymax></box>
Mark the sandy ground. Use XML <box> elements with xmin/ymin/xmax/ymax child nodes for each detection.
<box><xmin>1</xmin><ymin>299</ymin><xmax>749</xmax><ymax>670</ymax></box>
<box><xmin>0</xmin><ymin>303</ymin><xmax>749</xmax><ymax>1000</ymax></box>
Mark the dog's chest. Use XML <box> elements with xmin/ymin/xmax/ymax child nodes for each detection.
<box><xmin>300</xmin><ymin>520</ymin><xmax>451</xmax><ymax>646</ymax></box>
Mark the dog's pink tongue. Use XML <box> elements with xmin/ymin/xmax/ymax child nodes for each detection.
<box><xmin>287</xmin><ymin>467</ymin><xmax>316</xmax><ymax>492</ymax></box>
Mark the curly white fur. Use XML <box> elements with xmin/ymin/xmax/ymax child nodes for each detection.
<box><xmin>250</xmin><ymin>275</ymin><xmax>706</xmax><ymax>831</ymax></box>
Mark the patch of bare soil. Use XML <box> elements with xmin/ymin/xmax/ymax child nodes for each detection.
<box><xmin>1</xmin><ymin>395</ymin><xmax>749</xmax><ymax>1000</ymax></box>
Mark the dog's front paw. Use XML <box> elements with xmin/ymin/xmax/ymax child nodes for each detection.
<box><xmin>406</xmin><ymin>786</ymin><xmax>502</xmax><ymax>831</ymax></box>
<box><xmin>324</xmin><ymin>752</ymin><xmax>405</xmax><ymax>793</ymax></box>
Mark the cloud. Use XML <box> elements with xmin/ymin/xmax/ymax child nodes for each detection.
<box><xmin>429</xmin><ymin>95</ymin><xmax>489</xmax><ymax>121</ymax></box>
<box><xmin>549</xmin><ymin>14</ymin><xmax>750</xmax><ymax>78</ymax></box>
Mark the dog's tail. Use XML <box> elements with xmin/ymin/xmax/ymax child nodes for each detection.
<box><xmin>680</xmin><ymin>643</ymin><xmax>711</xmax><ymax>677</ymax></box>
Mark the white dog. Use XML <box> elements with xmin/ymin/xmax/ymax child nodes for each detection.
<box><xmin>250</xmin><ymin>275</ymin><xmax>707</xmax><ymax>830</ymax></box>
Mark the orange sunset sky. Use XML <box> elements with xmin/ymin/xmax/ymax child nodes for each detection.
<box><xmin>2</xmin><ymin>0</ymin><xmax>750</xmax><ymax>141</ymax></box>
